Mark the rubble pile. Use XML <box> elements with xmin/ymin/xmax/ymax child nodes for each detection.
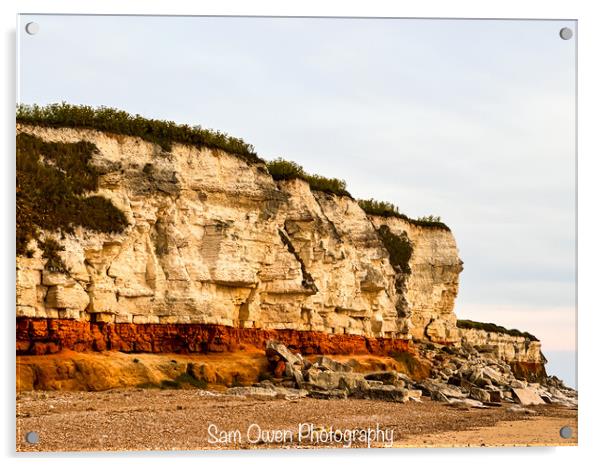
<box><xmin>225</xmin><ymin>340</ymin><xmax>577</xmax><ymax>409</ymax></box>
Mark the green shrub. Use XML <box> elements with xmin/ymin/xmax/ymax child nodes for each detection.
<box><xmin>358</xmin><ymin>198</ymin><xmax>449</xmax><ymax>230</ymax></box>
<box><xmin>17</xmin><ymin>103</ymin><xmax>261</xmax><ymax>164</ymax></box>
<box><xmin>304</xmin><ymin>173</ymin><xmax>350</xmax><ymax>196</ymax></box>
<box><xmin>265</xmin><ymin>158</ymin><xmax>305</xmax><ymax>181</ymax></box>
<box><xmin>357</xmin><ymin>198</ymin><xmax>402</xmax><ymax>218</ymax></box>
<box><xmin>266</xmin><ymin>157</ymin><xmax>351</xmax><ymax>197</ymax></box>
<box><xmin>377</xmin><ymin>225</ymin><xmax>413</xmax><ymax>274</ymax></box>
<box><xmin>16</xmin><ymin>132</ymin><xmax>128</xmax><ymax>260</ymax></box>
<box><xmin>416</xmin><ymin>215</ymin><xmax>442</xmax><ymax>223</ymax></box>
<box><xmin>39</xmin><ymin>238</ymin><xmax>67</xmax><ymax>273</ymax></box>
<box><xmin>456</xmin><ymin>319</ymin><xmax>539</xmax><ymax>341</ymax></box>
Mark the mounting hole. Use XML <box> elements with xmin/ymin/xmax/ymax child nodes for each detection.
<box><xmin>559</xmin><ymin>426</ymin><xmax>573</xmax><ymax>439</ymax></box>
<box><xmin>559</xmin><ymin>27</ymin><xmax>573</xmax><ymax>40</ymax></box>
<box><xmin>25</xmin><ymin>22</ymin><xmax>40</xmax><ymax>35</ymax></box>
<box><xmin>25</xmin><ymin>431</ymin><xmax>39</xmax><ymax>444</ymax></box>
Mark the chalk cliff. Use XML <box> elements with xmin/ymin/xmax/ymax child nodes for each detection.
<box><xmin>15</xmin><ymin>121</ymin><xmax>544</xmax><ymax>375</ymax></box>
<box><xmin>16</xmin><ymin>124</ymin><xmax>462</xmax><ymax>341</ymax></box>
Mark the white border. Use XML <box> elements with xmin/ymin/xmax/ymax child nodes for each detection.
<box><xmin>3</xmin><ymin>1</ymin><xmax>601</xmax><ymax>465</ymax></box>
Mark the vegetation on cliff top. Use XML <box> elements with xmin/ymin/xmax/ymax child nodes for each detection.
<box><xmin>17</xmin><ymin>104</ymin><xmax>449</xmax><ymax>230</ymax></box>
<box><xmin>16</xmin><ymin>132</ymin><xmax>128</xmax><ymax>270</ymax></box>
<box><xmin>358</xmin><ymin>198</ymin><xmax>450</xmax><ymax>230</ymax></box>
<box><xmin>456</xmin><ymin>319</ymin><xmax>539</xmax><ymax>341</ymax></box>
<box><xmin>266</xmin><ymin>157</ymin><xmax>351</xmax><ymax>197</ymax></box>
<box><xmin>17</xmin><ymin>103</ymin><xmax>262</xmax><ymax>164</ymax></box>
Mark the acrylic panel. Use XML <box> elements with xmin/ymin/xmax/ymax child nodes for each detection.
<box><xmin>16</xmin><ymin>14</ymin><xmax>577</xmax><ymax>451</ymax></box>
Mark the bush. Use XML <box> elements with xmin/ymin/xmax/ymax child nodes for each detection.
<box><xmin>416</xmin><ymin>215</ymin><xmax>442</xmax><ymax>223</ymax></box>
<box><xmin>265</xmin><ymin>158</ymin><xmax>305</xmax><ymax>181</ymax></box>
<box><xmin>358</xmin><ymin>198</ymin><xmax>449</xmax><ymax>230</ymax></box>
<box><xmin>16</xmin><ymin>132</ymin><xmax>128</xmax><ymax>260</ymax></box>
<box><xmin>376</xmin><ymin>225</ymin><xmax>413</xmax><ymax>274</ymax></box>
<box><xmin>304</xmin><ymin>173</ymin><xmax>350</xmax><ymax>196</ymax></box>
<box><xmin>39</xmin><ymin>237</ymin><xmax>67</xmax><ymax>273</ymax></box>
<box><xmin>17</xmin><ymin>103</ymin><xmax>261</xmax><ymax>164</ymax></box>
<box><xmin>266</xmin><ymin>157</ymin><xmax>351</xmax><ymax>197</ymax></box>
<box><xmin>456</xmin><ymin>319</ymin><xmax>539</xmax><ymax>341</ymax></box>
<box><xmin>357</xmin><ymin>198</ymin><xmax>402</xmax><ymax>218</ymax></box>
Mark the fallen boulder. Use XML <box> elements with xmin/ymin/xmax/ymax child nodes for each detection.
<box><xmin>469</xmin><ymin>387</ymin><xmax>491</xmax><ymax>403</ymax></box>
<box><xmin>366</xmin><ymin>385</ymin><xmax>409</xmax><ymax>402</ymax></box>
<box><xmin>266</xmin><ymin>340</ymin><xmax>303</xmax><ymax>366</ymax></box>
<box><xmin>313</xmin><ymin>356</ymin><xmax>353</xmax><ymax>373</ymax></box>
<box><xmin>448</xmin><ymin>398</ymin><xmax>485</xmax><ymax>409</ymax></box>
<box><xmin>308</xmin><ymin>388</ymin><xmax>347</xmax><ymax>399</ymax></box>
<box><xmin>512</xmin><ymin>387</ymin><xmax>546</xmax><ymax>405</ymax></box>
<box><xmin>364</xmin><ymin>371</ymin><xmax>399</xmax><ymax>385</ymax></box>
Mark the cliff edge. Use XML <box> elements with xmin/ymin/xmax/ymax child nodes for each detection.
<box><xmin>15</xmin><ymin>107</ymin><xmax>547</xmax><ymax>385</ymax></box>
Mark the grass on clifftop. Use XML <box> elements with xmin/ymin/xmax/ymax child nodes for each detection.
<box><xmin>17</xmin><ymin>104</ymin><xmax>453</xmax><ymax>227</ymax></box>
<box><xmin>456</xmin><ymin>319</ymin><xmax>539</xmax><ymax>341</ymax></box>
<box><xmin>358</xmin><ymin>198</ymin><xmax>450</xmax><ymax>230</ymax></box>
<box><xmin>17</xmin><ymin>103</ymin><xmax>262</xmax><ymax>164</ymax></box>
<box><xmin>16</xmin><ymin>132</ymin><xmax>128</xmax><ymax>270</ymax></box>
<box><xmin>266</xmin><ymin>157</ymin><xmax>351</xmax><ymax>197</ymax></box>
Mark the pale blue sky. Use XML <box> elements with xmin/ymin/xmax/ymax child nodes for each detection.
<box><xmin>17</xmin><ymin>15</ymin><xmax>576</xmax><ymax>385</ymax></box>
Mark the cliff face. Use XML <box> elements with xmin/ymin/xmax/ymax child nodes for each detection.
<box><xmin>16</xmin><ymin>122</ymin><xmax>548</xmax><ymax>384</ymax></box>
<box><xmin>16</xmin><ymin>124</ymin><xmax>460</xmax><ymax>343</ymax></box>
<box><xmin>369</xmin><ymin>216</ymin><xmax>463</xmax><ymax>343</ymax></box>
<box><xmin>458</xmin><ymin>328</ymin><xmax>543</xmax><ymax>363</ymax></box>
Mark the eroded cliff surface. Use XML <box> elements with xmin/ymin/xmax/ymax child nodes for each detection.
<box><xmin>16</xmin><ymin>122</ymin><xmax>548</xmax><ymax>379</ymax></box>
<box><xmin>16</xmin><ymin>124</ymin><xmax>458</xmax><ymax>343</ymax></box>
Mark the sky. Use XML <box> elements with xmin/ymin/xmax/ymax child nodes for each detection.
<box><xmin>17</xmin><ymin>15</ymin><xmax>576</xmax><ymax>386</ymax></box>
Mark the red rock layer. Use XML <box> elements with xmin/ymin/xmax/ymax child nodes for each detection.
<box><xmin>16</xmin><ymin>318</ymin><xmax>412</xmax><ymax>356</ymax></box>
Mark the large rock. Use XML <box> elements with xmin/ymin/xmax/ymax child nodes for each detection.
<box><xmin>305</xmin><ymin>369</ymin><xmax>368</xmax><ymax>392</ymax></box>
<box><xmin>308</xmin><ymin>388</ymin><xmax>347</xmax><ymax>400</ymax></box>
<box><xmin>265</xmin><ymin>340</ymin><xmax>303</xmax><ymax>365</ymax></box>
<box><xmin>366</xmin><ymin>385</ymin><xmax>409</xmax><ymax>402</ymax></box>
<box><xmin>469</xmin><ymin>387</ymin><xmax>491</xmax><ymax>403</ymax></box>
<box><xmin>45</xmin><ymin>284</ymin><xmax>90</xmax><ymax>311</ymax></box>
<box><xmin>364</xmin><ymin>371</ymin><xmax>400</xmax><ymax>385</ymax></box>
<box><xmin>314</xmin><ymin>356</ymin><xmax>353</xmax><ymax>373</ymax></box>
<box><xmin>512</xmin><ymin>387</ymin><xmax>546</xmax><ymax>405</ymax></box>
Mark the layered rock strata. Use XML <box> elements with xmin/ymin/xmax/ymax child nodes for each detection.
<box><xmin>16</xmin><ymin>124</ymin><xmax>462</xmax><ymax>342</ymax></box>
<box><xmin>15</xmin><ymin>123</ymin><xmax>548</xmax><ymax>382</ymax></box>
<box><xmin>16</xmin><ymin>318</ymin><xmax>410</xmax><ymax>356</ymax></box>
<box><xmin>458</xmin><ymin>328</ymin><xmax>546</xmax><ymax>380</ymax></box>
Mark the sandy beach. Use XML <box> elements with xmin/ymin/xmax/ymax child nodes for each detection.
<box><xmin>16</xmin><ymin>389</ymin><xmax>577</xmax><ymax>451</ymax></box>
